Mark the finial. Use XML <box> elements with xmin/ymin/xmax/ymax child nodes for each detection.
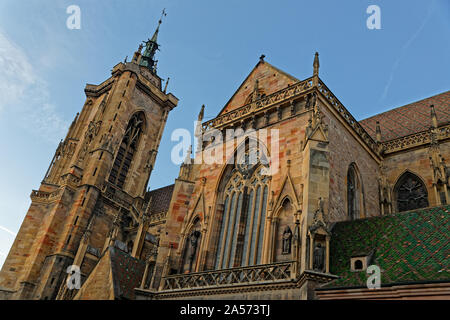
<box><xmin>163</xmin><ymin>77</ymin><xmax>170</xmax><ymax>93</ymax></box>
<box><xmin>259</xmin><ymin>54</ymin><xmax>265</xmax><ymax>62</ymax></box>
<box><xmin>376</xmin><ymin>121</ymin><xmax>382</xmax><ymax>143</ymax></box>
<box><xmin>430</xmin><ymin>104</ymin><xmax>438</xmax><ymax>128</ymax></box>
<box><xmin>313</xmin><ymin>52</ymin><xmax>320</xmax><ymax>77</ymax></box>
<box><xmin>198</xmin><ymin>104</ymin><xmax>205</xmax><ymax>122</ymax></box>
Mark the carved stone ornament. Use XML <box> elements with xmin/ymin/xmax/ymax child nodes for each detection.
<box><xmin>282</xmin><ymin>226</ymin><xmax>293</xmax><ymax>255</ymax></box>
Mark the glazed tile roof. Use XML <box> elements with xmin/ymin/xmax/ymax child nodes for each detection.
<box><xmin>110</xmin><ymin>246</ymin><xmax>146</xmax><ymax>300</ymax></box>
<box><xmin>322</xmin><ymin>205</ymin><xmax>450</xmax><ymax>289</ymax></box>
<box><xmin>359</xmin><ymin>91</ymin><xmax>450</xmax><ymax>141</ymax></box>
<box><xmin>145</xmin><ymin>184</ymin><xmax>175</xmax><ymax>214</ymax></box>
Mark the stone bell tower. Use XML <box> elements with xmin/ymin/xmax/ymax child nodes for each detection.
<box><xmin>0</xmin><ymin>13</ymin><xmax>178</xmax><ymax>300</ymax></box>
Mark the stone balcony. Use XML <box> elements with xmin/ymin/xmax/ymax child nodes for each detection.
<box><xmin>161</xmin><ymin>260</ymin><xmax>297</xmax><ymax>292</ymax></box>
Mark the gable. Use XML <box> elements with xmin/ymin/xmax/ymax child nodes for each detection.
<box><xmin>73</xmin><ymin>246</ymin><xmax>146</xmax><ymax>300</ymax></box>
<box><xmin>218</xmin><ymin>60</ymin><xmax>299</xmax><ymax>116</ymax></box>
<box><xmin>74</xmin><ymin>248</ymin><xmax>115</xmax><ymax>300</ymax></box>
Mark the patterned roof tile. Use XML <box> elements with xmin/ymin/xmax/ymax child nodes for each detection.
<box><xmin>359</xmin><ymin>91</ymin><xmax>450</xmax><ymax>141</ymax></box>
<box><xmin>145</xmin><ymin>184</ymin><xmax>175</xmax><ymax>214</ymax></box>
<box><xmin>323</xmin><ymin>205</ymin><xmax>450</xmax><ymax>289</ymax></box>
<box><xmin>110</xmin><ymin>247</ymin><xmax>146</xmax><ymax>300</ymax></box>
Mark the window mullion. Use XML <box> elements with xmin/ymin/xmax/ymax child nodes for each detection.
<box><xmin>252</xmin><ymin>184</ymin><xmax>265</xmax><ymax>265</ymax></box>
<box><xmin>215</xmin><ymin>196</ymin><xmax>229</xmax><ymax>269</ymax></box>
<box><xmin>229</xmin><ymin>192</ymin><xmax>243</xmax><ymax>268</ymax></box>
<box><xmin>217</xmin><ymin>193</ymin><xmax>231</xmax><ymax>269</ymax></box>
<box><xmin>223</xmin><ymin>192</ymin><xmax>239</xmax><ymax>268</ymax></box>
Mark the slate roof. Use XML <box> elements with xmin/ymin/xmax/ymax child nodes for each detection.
<box><xmin>359</xmin><ymin>91</ymin><xmax>450</xmax><ymax>141</ymax></box>
<box><xmin>145</xmin><ymin>184</ymin><xmax>175</xmax><ymax>214</ymax></box>
<box><xmin>110</xmin><ymin>246</ymin><xmax>146</xmax><ymax>300</ymax></box>
<box><xmin>322</xmin><ymin>205</ymin><xmax>450</xmax><ymax>289</ymax></box>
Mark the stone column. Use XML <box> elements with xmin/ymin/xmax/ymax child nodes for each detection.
<box><xmin>433</xmin><ymin>184</ymin><xmax>440</xmax><ymax>205</ymax></box>
<box><xmin>309</xmin><ymin>233</ymin><xmax>314</xmax><ymax>270</ymax></box>
<box><xmin>140</xmin><ymin>260</ymin><xmax>151</xmax><ymax>289</ymax></box>
<box><xmin>325</xmin><ymin>235</ymin><xmax>330</xmax><ymax>274</ymax></box>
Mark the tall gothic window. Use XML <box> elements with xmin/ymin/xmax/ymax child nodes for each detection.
<box><xmin>214</xmin><ymin>166</ymin><xmax>269</xmax><ymax>269</ymax></box>
<box><xmin>347</xmin><ymin>163</ymin><xmax>363</xmax><ymax>220</ymax></box>
<box><xmin>394</xmin><ymin>172</ymin><xmax>429</xmax><ymax>212</ymax></box>
<box><xmin>109</xmin><ymin>112</ymin><xmax>145</xmax><ymax>188</ymax></box>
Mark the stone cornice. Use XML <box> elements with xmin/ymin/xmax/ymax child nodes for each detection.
<box><xmin>135</xmin><ymin>79</ymin><xmax>178</xmax><ymax>111</ymax></box>
<box><xmin>84</xmin><ymin>78</ymin><xmax>114</xmax><ymax>98</ymax></box>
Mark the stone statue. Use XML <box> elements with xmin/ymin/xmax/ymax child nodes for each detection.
<box><xmin>313</xmin><ymin>243</ymin><xmax>325</xmax><ymax>272</ymax></box>
<box><xmin>188</xmin><ymin>231</ymin><xmax>201</xmax><ymax>261</ymax></box>
<box><xmin>313</xmin><ymin>197</ymin><xmax>326</xmax><ymax>226</ymax></box>
<box><xmin>282</xmin><ymin>226</ymin><xmax>292</xmax><ymax>254</ymax></box>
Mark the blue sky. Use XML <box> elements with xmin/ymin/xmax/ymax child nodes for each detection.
<box><xmin>0</xmin><ymin>0</ymin><xmax>449</xmax><ymax>268</ymax></box>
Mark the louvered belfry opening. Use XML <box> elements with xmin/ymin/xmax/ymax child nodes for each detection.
<box><xmin>109</xmin><ymin>112</ymin><xmax>145</xmax><ymax>188</ymax></box>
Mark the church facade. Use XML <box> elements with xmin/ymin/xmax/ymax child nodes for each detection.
<box><xmin>0</xmin><ymin>22</ymin><xmax>449</xmax><ymax>300</ymax></box>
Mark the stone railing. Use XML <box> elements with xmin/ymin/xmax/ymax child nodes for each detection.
<box><xmin>382</xmin><ymin>130</ymin><xmax>431</xmax><ymax>154</ymax></box>
<box><xmin>317</xmin><ymin>80</ymin><xmax>379</xmax><ymax>156</ymax></box>
<box><xmin>30</xmin><ymin>189</ymin><xmax>63</xmax><ymax>202</ymax></box>
<box><xmin>162</xmin><ymin>261</ymin><xmax>296</xmax><ymax>291</ymax></box>
<box><xmin>382</xmin><ymin>123</ymin><xmax>450</xmax><ymax>154</ymax></box>
<box><xmin>60</xmin><ymin>173</ymin><xmax>81</xmax><ymax>189</ymax></box>
<box><xmin>30</xmin><ymin>190</ymin><xmax>51</xmax><ymax>201</ymax></box>
<box><xmin>102</xmin><ymin>182</ymin><xmax>134</xmax><ymax>209</ymax></box>
<box><xmin>202</xmin><ymin>78</ymin><xmax>313</xmax><ymax>131</ymax></box>
<box><xmin>149</xmin><ymin>211</ymin><xmax>168</xmax><ymax>225</ymax></box>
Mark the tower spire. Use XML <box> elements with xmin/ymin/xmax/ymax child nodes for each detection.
<box><xmin>139</xmin><ymin>9</ymin><xmax>167</xmax><ymax>73</ymax></box>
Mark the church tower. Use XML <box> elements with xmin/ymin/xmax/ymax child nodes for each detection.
<box><xmin>0</xmin><ymin>13</ymin><xmax>178</xmax><ymax>300</ymax></box>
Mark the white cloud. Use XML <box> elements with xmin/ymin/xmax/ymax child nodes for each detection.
<box><xmin>0</xmin><ymin>225</ymin><xmax>16</xmax><ymax>237</ymax></box>
<box><xmin>380</xmin><ymin>1</ymin><xmax>435</xmax><ymax>101</ymax></box>
<box><xmin>0</xmin><ymin>29</ymin><xmax>68</xmax><ymax>143</ymax></box>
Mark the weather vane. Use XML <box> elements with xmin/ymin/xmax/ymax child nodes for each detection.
<box><xmin>160</xmin><ymin>8</ymin><xmax>167</xmax><ymax>23</ymax></box>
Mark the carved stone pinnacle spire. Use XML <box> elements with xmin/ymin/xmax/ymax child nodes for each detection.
<box><xmin>313</xmin><ymin>52</ymin><xmax>320</xmax><ymax>77</ymax></box>
<box><xmin>430</xmin><ymin>104</ymin><xmax>438</xmax><ymax>129</ymax></box>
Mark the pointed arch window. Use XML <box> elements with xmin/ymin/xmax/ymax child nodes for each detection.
<box><xmin>394</xmin><ymin>172</ymin><xmax>429</xmax><ymax>212</ymax></box>
<box><xmin>347</xmin><ymin>163</ymin><xmax>364</xmax><ymax>220</ymax></box>
<box><xmin>214</xmin><ymin>167</ymin><xmax>269</xmax><ymax>269</ymax></box>
<box><xmin>109</xmin><ymin>112</ymin><xmax>145</xmax><ymax>188</ymax></box>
